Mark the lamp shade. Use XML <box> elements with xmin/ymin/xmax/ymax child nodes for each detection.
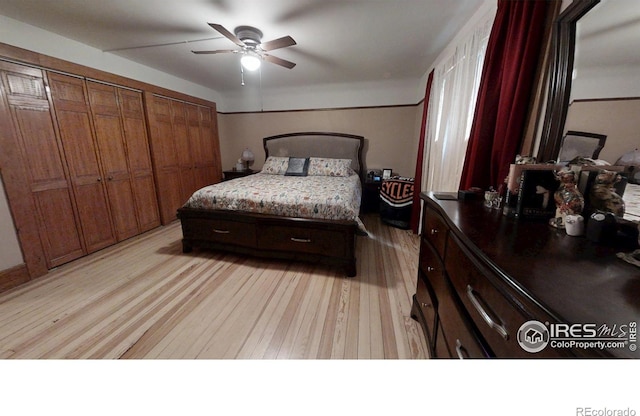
<box><xmin>241</xmin><ymin>148</ymin><xmax>255</xmax><ymax>169</ymax></box>
<box><xmin>241</xmin><ymin>54</ymin><xmax>261</xmax><ymax>71</ymax></box>
<box><xmin>241</xmin><ymin>148</ymin><xmax>255</xmax><ymax>162</ymax></box>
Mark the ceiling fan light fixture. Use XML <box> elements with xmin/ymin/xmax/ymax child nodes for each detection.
<box><xmin>241</xmin><ymin>53</ymin><xmax>261</xmax><ymax>71</ymax></box>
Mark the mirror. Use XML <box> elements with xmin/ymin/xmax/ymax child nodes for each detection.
<box><xmin>536</xmin><ymin>0</ymin><xmax>599</xmax><ymax>163</ymax></box>
<box><xmin>537</xmin><ymin>0</ymin><xmax>640</xmax><ymax>164</ymax></box>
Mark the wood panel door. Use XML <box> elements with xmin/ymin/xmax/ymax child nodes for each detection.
<box><xmin>186</xmin><ymin>103</ymin><xmax>205</xmax><ymax>190</ymax></box>
<box><xmin>171</xmin><ymin>100</ymin><xmax>196</xmax><ymax>203</ymax></box>
<box><xmin>0</xmin><ymin>61</ymin><xmax>84</xmax><ymax>270</ymax></box>
<box><xmin>145</xmin><ymin>94</ymin><xmax>182</xmax><ymax>224</ymax></box>
<box><xmin>87</xmin><ymin>81</ymin><xmax>139</xmax><ymax>241</ymax></box>
<box><xmin>188</xmin><ymin>104</ymin><xmax>222</xmax><ymax>190</ymax></box>
<box><xmin>199</xmin><ymin>105</ymin><xmax>222</xmax><ymax>186</ymax></box>
<box><xmin>48</xmin><ymin>72</ymin><xmax>117</xmax><ymax>253</ymax></box>
<box><xmin>118</xmin><ymin>88</ymin><xmax>160</xmax><ymax>233</ymax></box>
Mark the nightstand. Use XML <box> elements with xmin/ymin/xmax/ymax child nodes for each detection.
<box><xmin>362</xmin><ymin>179</ymin><xmax>382</xmax><ymax>213</ymax></box>
<box><xmin>223</xmin><ymin>169</ymin><xmax>257</xmax><ymax>181</ymax></box>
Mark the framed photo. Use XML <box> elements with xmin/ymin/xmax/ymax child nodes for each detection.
<box><xmin>382</xmin><ymin>168</ymin><xmax>392</xmax><ymax>180</ymax></box>
<box><xmin>516</xmin><ymin>169</ymin><xmax>560</xmax><ymax>219</ymax></box>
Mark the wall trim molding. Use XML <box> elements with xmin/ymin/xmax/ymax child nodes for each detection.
<box><xmin>572</xmin><ymin>97</ymin><xmax>640</xmax><ymax>104</ymax></box>
<box><xmin>218</xmin><ymin>101</ymin><xmax>423</xmax><ymax>116</ymax></box>
<box><xmin>0</xmin><ymin>263</ymin><xmax>30</xmax><ymax>294</ymax></box>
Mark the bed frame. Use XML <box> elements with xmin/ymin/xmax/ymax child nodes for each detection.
<box><xmin>177</xmin><ymin>132</ymin><xmax>365</xmax><ymax>277</ymax></box>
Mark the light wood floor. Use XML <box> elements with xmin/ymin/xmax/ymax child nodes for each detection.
<box><xmin>0</xmin><ymin>214</ymin><xmax>428</xmax><ymax>359</ymax></box>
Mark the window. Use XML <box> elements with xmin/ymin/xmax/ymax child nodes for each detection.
<box><xmin>422</xmin><ymin>15</ymin><xmax>492</xmax><ymax>192</ymax></box>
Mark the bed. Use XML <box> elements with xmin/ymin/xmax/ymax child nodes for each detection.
<box><xmin>177</xmin><ymin>132</ymin><xmax>366</xmax><ymax>276</ymax></box>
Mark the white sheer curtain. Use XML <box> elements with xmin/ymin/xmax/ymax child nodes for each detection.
<box><xmin>423</xmin><ymin>18</ymin><xmax>492</xmax><ymax>192</ymax></box>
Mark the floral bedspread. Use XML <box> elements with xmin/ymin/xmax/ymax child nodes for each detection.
<box><xmin>183</xmin><ymin>173</ymin><xmax>365</xmax><ymax>230</ymax></box>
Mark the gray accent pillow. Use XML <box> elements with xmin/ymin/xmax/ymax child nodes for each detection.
<box><xmin>285</xmin><ymin>157</ymin><xmax>310</xmax><ymax>176</ymax></box>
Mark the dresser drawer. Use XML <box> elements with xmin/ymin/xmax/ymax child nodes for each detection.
<box><xmin>257</xmin><ymin>224</ymin><xmax>347</xmax><ymax>257</ymax></box>
<box><xmin>419</xmin><ymin>239</ymin><xmax>445</xmax><ymax>278</ymax></box>
<box><xmin>181</xmin><ymin>217</ymin><xmax>256</xmax><ymax>247</ymax></box>
<box><xmin>422</xmin><ymin>206</ymin><xmax>448</xmax><ymax>258</ymax></box>
<box><xmin>415</xmin><ymin>271</ymin><xmax>437</xmax><ymax>348</ymax></box>
<box><xmin>437</xmin><ymin>279</ymin><xmax>489</xmax><ymax>359</ymax></box>
<box><xmin>445</xmin><ymin>235</ymin><xmax>566</xmax><ymax>358</ymax></box>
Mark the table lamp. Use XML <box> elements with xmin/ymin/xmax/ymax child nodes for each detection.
<box><xmin>241</xmin><ymin>148</ymin><xmax>255</xmax><ymax>171</ymax></box>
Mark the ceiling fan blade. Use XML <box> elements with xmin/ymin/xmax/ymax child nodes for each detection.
<box><xmin>261</xmin><ymin>35</ymin><xmax>296</xmax><ymax>51</ymax></box>
<box><xmin>263</xmin><ymin>54</ymin><xmax>296</xmax><ymax>69</ymax></box>
<box><xmin>192</xmin><ymin>49</ymin><xmax>237</xmax><ymax>55</ymax></box>
<box><xmin>208</xmin><ymin>23</ymin><xmax>245</xmax><ymax>47</ymax></box>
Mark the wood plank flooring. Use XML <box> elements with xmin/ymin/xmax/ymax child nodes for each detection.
<box><xmin>0</xmin><ymin>214</ymin><xmax>428</xmax><ymax>359</ymax></box>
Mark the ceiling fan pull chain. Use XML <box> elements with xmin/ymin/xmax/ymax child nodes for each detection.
<box><xmin>260</xmin><ymin>66</ymin><xmax>263</xmax><ymax>112</ymax></box>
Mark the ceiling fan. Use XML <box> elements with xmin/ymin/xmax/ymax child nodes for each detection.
<box><xmin>192</xmin><ymin>23</ymin><xmax>297</xmax><ymax>70</ymax></box>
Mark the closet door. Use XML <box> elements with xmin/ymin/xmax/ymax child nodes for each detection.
<box><xmin>171</xmin><ymin>100</ymin><xmax>196</xmax><ymax>203</ymax></box>
<box><xmin>145</xmin><ymin>94</ymin><xmax>221</xmax><ymax>224</ymax></box>
<box><xmin>186</xmin><ymin>103</ymin><xmax>205</xmax><ymax>190</ymax></box>
<box><xmin>87</xmin><ymin>81</ymin><xmax>139</xmax><ymax>241</ymax></box>
<box><xmin>195</xmin><ymin>105</ymin><xmax>222</xmax><ymax>188</ymax></box>
<box><xmin>118</xmin><ymin>88</ymin><xmax>160</xmax><ymax>233</ymax></box>
<box><xmin>145</xmin><ymin>94</ymin><xmax>183</xmax><ymax>224</ymax></box>
<box><xmin>48</xmin><ymin>72</ymin><xmax>117</xmax><ymax>253</ymax></box>
<box><xmin>0</xmin><ymin>61</ymin><xmax>84</xmax><ymax>270</ymax></box>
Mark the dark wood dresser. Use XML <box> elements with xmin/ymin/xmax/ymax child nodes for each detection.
<box><xmin>412</xmin><ymin>192</ymin><xmax>640</xmax><ymax>358</ymax></box>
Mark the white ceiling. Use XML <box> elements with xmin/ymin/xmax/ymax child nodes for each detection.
<box><xmin>0</xmin><ymin>0</ymin><xmax>485</xmax><ymax>95</ymax></box>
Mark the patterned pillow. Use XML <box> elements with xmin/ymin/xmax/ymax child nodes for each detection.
<box><xmin>308</xmin><ymin>157</ymin><xmax>353</xmax><ymax>177</ymax></box>
<box><xmin>261</xmin><ymin>156</ymin><xmax>289</xmax><ymax>175</ymax></box>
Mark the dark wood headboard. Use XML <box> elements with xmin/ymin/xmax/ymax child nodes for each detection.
<box><xmin>263</xmin><ymin>132</ymin><xmax>365</xmax><ymax>180</ymax></box>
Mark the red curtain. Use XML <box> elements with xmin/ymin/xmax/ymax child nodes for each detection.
<box><xmin>459</xmin><ymin>0</ymin><xmax>551</xmax><ymax>191</ymax></box>
<box><xmin>410</xmin><ymin>70</ymin><xmax>434</xmax><ymax>233</ymax></box>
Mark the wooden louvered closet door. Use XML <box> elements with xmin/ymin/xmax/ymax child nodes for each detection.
<box><xmin>144</xmin><ymin>94</ymin><xmax>182</xmax><ymax>224</ymax></box>
<box><xmin>48</xmin><ymin>72</ymin><xmax>117</xmax><ymax>253</ymax></box>
<box><xmin>171</xmin><ymin>100</ymin><xmax>196</xmax><ymax>204</ymax></box>
<box><xmin>87</xmin><ymin>81</ymin><xmax>139</xmax><ymax>241</ymax></box>
<box><xmin>0</xmin><ymin>61</ymin><xmax>85</xmax><ymax>270</ymax></box>
<box><xmin>145</xmin><ymin>93</ymin><xmax>222</xmax><ymax>225</ymax></box>
<box><xmin>117</xmin><ymin>88</ymin><xmax>160</xmax><ymax>233</ymax></box>
<box><xmin>189</xmin><ymin>105</ymin><xmax>222</xmax><ymax>190</ymax></box>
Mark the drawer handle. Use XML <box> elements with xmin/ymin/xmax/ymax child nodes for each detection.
<box><xmin>466</xmin><ymin>285</ymin><xmax>509</xmax><ymax>340</ymax></box>
<box><xmin>426</xmin><ymin>266</ymin><xmax>435</xmax><ymax>273</ymax></box>
<box><xmin>430</xmin><ymin>228</ymin><xmax>438</xmax><ymax>235</ymax></box>
<box><xmin>291</xmin><ymin>237</ymin><xmax>311</xmax><ymax>243</ymax></box>
<box><xmin>455</xmin><ymin>339</ymin><xmax>467</xmax><ymax>359</ymax></box>
<box><xmin>213</xmin><ymin>229</ymin><xmax>230</xmax><ymax>234</ymax></box>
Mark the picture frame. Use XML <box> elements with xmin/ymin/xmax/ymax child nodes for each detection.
<box><xmin>516</xmin><ymin>168</ymin><xmax>560</xmax><ymax>219</ymax></box>
<box><xmin>382</xmin><ymin>168</ymin><xmax>392</xmax><ymax>180</ymax></box>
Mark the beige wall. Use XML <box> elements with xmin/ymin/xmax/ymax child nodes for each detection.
<box><xmin>564</xmin><ymin>99</ymin><xmax>640</xmax><ymax>164</ymax></box>
<box><xmin>218</xmin><ymin>105</ymin><xmax>423</xmax><ymax>178</ymax></box>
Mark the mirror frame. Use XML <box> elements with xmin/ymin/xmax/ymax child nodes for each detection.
<box><xmin>536</xmin><ymin>0</ymin><xmax>600</xmax><ymax>163</ymax></box>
